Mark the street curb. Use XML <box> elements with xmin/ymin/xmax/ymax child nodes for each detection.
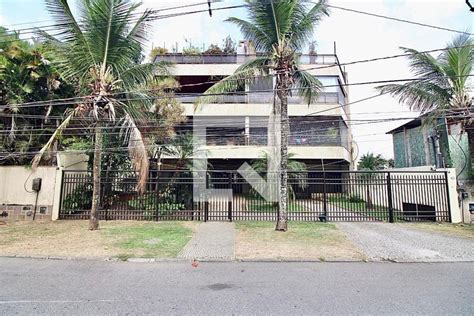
<box><xmin>1</xmin><ymin>255</ymin><xmax>473</xmax><ymax>264</ymax></box>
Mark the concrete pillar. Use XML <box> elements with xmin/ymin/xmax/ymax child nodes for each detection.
<box><xmin>51</xmin><ymin>167</ymin><xmax>63</xmax><ymax>221</ymax></box>
<box><xmin>445</xmin><ymin>168</ymin><xmax>462</xmax><ymax>223</ymax></box>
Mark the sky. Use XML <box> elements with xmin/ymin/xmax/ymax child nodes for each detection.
<box><xmin>0</xmin><ymin>0</ymin><xmax>473</xmax><ymax>160</ymax></box>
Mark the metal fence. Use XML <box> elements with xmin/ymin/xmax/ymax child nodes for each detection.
<box><xmin>59</xmin><ymin>170</ymin><xmax>451</xmax><ymax>222</ymax></box>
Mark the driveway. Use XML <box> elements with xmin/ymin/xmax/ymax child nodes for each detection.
<box><xmin>337</xmin><ymin>222</ymin><xmax>474</xmax><ymax>262</ymax></box>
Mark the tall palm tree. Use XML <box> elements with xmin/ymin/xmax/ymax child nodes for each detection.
<box><xmin>33</xmin><ymin>0</ymin><xmax>170</xmax><ymax>230</ymax></box>
<box><xmin>377</xmin><ymin>34</ymin><xmax>474</xmax><ymax>166</ymax></box>
<box><xmin>202</xmin><ymin>0</ymin><xmax>329</xmax><ymax>231</ymax></box>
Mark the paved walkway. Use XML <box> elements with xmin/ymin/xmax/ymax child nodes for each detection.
<box><xmin>337</xmin><ymin>222</ymin><xmax>474</xmax><ymax>262</ymax></box>
<box><xmin>178</xmin><ymin>222</ymin><xmax>236</xmax><ymax>261</ymax></box>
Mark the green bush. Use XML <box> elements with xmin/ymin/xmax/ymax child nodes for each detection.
<box><xmin>348</xmin><ymin>194</ymin><xmax>364</xmax><ymax>203</ymax></box>
<box><xmin>62</xmin><ymin>184</ymin><xmax>93</xmax><ymax>211</ymax></box>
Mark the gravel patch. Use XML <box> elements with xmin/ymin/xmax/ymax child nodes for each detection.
<box><xmin>337</xmin><ymin>222</ymin><xmax>474</xmax><ymax>262</ymax></box>
<box><xmin>178</xmin><ymin>222</ymin><xmax>235</xmax><ymax>261</ymax></box>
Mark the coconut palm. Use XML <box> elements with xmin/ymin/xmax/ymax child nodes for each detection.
<box><xmin>202</xmin><ymin>0</ymin><xmax>329</xmax><ymax>231</ymax></box>
<box><xmin>376</xmin><ymin>34</ymin><xmax>474</xmax><ymax>164</ymax></box>
<box><xmin>33</xmin><ymin>0</ymin><xmax>171</xmax><ymax>230</ymax></box>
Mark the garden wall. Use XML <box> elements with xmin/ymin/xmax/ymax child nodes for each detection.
<box><xmin>0</xmin><ymin>153</ymin><xmax>89</xmax><ymax>222</ymax></box>
<box><xmin>351</xmin><ymin>167</ymin><xmax>460</xmax><ymax>223</ymax></box>
<box><xmin>0</xmin><ymin>166</ymin><xmax>59</xmax><ymax>221</ymax></box>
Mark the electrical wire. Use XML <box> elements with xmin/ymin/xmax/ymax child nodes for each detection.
<box><xmin>325</xmin><ymin>3</ymin><xmax>473</xmax><ymax>36</ymax></box>
<box><xmin>3</xmin><ymin>73</ymin><xmax>474</xmax><ymax>110</ymax></box>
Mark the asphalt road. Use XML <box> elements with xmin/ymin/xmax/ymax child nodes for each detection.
<box><xmin>0</xmin><ymin>258</ymin><xmax>472</xmax><ymax>315</ymax></box>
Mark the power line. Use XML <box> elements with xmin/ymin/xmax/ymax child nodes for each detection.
<box><xmin>4</xmin><ymin>73</ymin><xmax>474</xmax><ymax>110</ymax></box>
<box><xmin>325</xmin><ymin>3</ymin><xmax>473</xmax><ymax>36</ymax></box>
<box><xmin>0</xmin><ymin>2</ymin><xmax>246</xmax><ymax>44</ymax></box>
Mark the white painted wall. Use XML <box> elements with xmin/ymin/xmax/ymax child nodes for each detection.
<box><xmin>0</xmin><ymin>166</ymin><xmax>59</xmax><ymax>206</ymax></box>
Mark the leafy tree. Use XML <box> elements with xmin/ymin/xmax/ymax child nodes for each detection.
<box><xmin>376</xmin><ymin>34</ymin><xmax>474</xmax><ymax>170</ymax></box>
<box><xmin>204</xmin><ymin>44</ymin><xmax>223</xmax><ymax>55</ymax></box>
<box><xmin>357</xmin><ymin>153</ymin><xmax>388</xmax><ymax>209</ymax></box>
<box><xmin>357</xmin><ymin>153</ymin><xmax>388</xmax><ymax>171</ymax></box>
<box><xmin>202</xmin><ymin>0</ymin><xmax>329</xmax><ymax>231</ymax></box>
<box><xmin>33</xmin><ymin>0</ymin><xmax>173</xmax><ymax>230</ymax></box>
<box><xmin>0</xmin><ymin>26</ymin><xmax>74</xmax><ymax>164</ymax></box>
<box><xmin>149</xmin><ymin>46</ymin><xmax>168</xmax><ymax>62</ymax></box>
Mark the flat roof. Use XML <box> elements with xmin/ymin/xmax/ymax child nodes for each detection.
<box><xmin>386</xmin><ymin>118</ymin><xmax>422</xmax><ymax>134</ymax></box>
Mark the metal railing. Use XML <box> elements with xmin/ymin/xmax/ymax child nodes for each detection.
<box><xmin>154</xmin><ymin>53</ymin><xmax>338</xmax><ymax>65</ymax></box>
<box><xmin>59</xmin><ymin>170</ymin><xmax>451</xmax><ymax>223</ymax></box>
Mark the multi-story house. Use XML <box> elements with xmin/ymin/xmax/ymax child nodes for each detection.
<box><xmin>154</xmin><ymin>41</ymin><xmax>353</xmax><ymax>173</ymax></box>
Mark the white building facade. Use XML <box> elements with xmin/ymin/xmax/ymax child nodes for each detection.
<box><xmin>154</xmin><ymin>42</ymin><xmax>353</xmax><ymax>171</ymax></box>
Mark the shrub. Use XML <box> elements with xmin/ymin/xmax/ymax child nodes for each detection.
<box><xmin>62</xmin><ymin>184</ymin><xmax>93</xmax><ymax>212</ymax></box>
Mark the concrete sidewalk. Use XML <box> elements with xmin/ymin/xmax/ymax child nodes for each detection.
<box><xmin>178</xmin><ymin>222</ymin><xmax>236</xmax><ymax>261</ymax></box>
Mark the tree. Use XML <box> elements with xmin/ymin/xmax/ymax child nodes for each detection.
<box><xmin>357</xmin><ymin>153</ymin><xmax>388</xmax><ymax>209</ymax></box>
<box><xmin>149</xmin><ymin>46</ymin><xmax>168</xmax><ymax>62</ymax></box>
<box><xmin>376</xmin><ymin>34</ymin><xmax>474</xmax><ymax>170</ymax></box>
<box><xmin>0</xmin><ymin>26</ymin><xmax>74</xmax><ymax>164</ymax></box>
<box><xmin>33</xmin><ymin>0</ymin><xmax>172</xmax><ymax>230</ymax></box>
<box><xmin>202</xmin><ymin>0</ymin><xmax>329</xmax><ymax>231</ymax></box>
<box><xmin>358</xmin><ymin>153</ymin><xmax>388</xmax><ymax>171</ymax></box>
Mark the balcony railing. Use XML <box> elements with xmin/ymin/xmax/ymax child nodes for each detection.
<box><xmin>154</xmin><ymin>53</ymin><xmax>339</xmax><ymax>65</ymax></box>
<box><xmin>178</xmin><ymin>92</ymin><xmax>344</xmax><ymax>106</ymax></box>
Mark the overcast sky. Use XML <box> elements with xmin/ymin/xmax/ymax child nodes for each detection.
<box><xmin>1</xmin><ymin>0</ymin><xmax>472</xmax><ymax>160</ymax></box>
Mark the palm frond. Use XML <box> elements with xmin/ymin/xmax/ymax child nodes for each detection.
<box><xmin>293</xmin><ymin>69</ymin><xmax>322</xmax><ymax>104</ymax></box>
<box><xmin>290</xmin><ymin>0</ymin><xmax>329</xmax><ymax>50</ymax></box>
<box><xmin>225</xmin><ymin>17</ymin><xmax>271</xmax><ymax>52</ymax></box>
<box><xmin>376</xmin><ymin>81</ymin><xmax>451</xmax><ymax>113</ymax></box>
<box><xmin>198</xmin><ymin>56</ymin><xmax>271</xmax><ymax>104</ymax></box>
<box><xmin>44</xmin><ymin>0</ymin><xmax>97</xmax><ymax>80</ymax></box>
<box><xmin>32</xmin><ymin>109</ymin><xmax>76</xmax><ymax>169</ymax></box>
<box><xmin>121</xmin><ymin>114</ymin><xmax>149</xmax><ymax>194</ymax></box>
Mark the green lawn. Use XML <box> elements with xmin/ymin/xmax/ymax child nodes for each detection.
<box><xmin>328</xmin><ymin>195</ymin><xmax>390</xmax><ymax>221</ymax></box>
<box><xmin>0</xmin><ymin>221</ymin><xmax>196</xmax><ymax>259</ymax></box>
<box><xmin>247</xmin><ymin>200</ymin><xmax>305</xmax><ymax>213</ymax></box>
<box><xmin>104</xmin><ymin>222</ymin><xmax>195</xmax><ymax>259</ymax></box>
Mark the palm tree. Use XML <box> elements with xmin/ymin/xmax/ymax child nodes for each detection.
<box><xmin>357</xmin><ymin>153</ymin><xmax>388</xmax><ymax>209</ymax></box>
<box><xmin>377</xmin><ymin>34</ymin><xmax>474</xmax><ymax>167</ymax></box>
<box><xmin>33</xmin><ymin>0</ymin><xmax>171</xmax><ymax>230</ymax></box>
<box><xmin>202</xmin><ymin>0</ymin><xmax>329</xmax><ymax>231</ymax></box>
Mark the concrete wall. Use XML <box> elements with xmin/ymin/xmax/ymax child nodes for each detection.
<box><xmin>459</xmin><ymin>180</ymin><xmax>474</xmax><ymax>223</ymax></box>
<box><xmin>0</xmin><ymin>166</ymin><xmax>59</xmax><ymax>221</ymax></box>
<box><xmin>0</xmin><ymin>153</ymin><xmax>89</xmax><ymax>222</ymax></box>
<box><xmin>350</xmin><ymin>167</ymin><xmax>460</xmax><ymax>223</ymax></box>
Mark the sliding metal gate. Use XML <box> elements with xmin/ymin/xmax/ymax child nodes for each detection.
<box><xmin>59</xmin><ymin>170</ymin><xmax>451</xmax><ymax>222</ymax></box>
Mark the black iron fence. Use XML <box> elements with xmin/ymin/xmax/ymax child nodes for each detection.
<box><xmin>59</xmin><ymin>170</ymin><xmax>451</xmax><ymax>222</ymax></box>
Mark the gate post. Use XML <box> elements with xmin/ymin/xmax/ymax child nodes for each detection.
<box><xmin>387</xmin><ymin>172</ymin><xmax>394</xmax><ymax>223</ymax></box>
<box><xmin>204</xmin><ymin>201</ymin><xmax>209</xmax><ymax>222</ymax></box>
<box><xmin>52</xmin><ymin>168</ymin><xmax>64</xmax><ymax>221</ymax></box>
<box><xmin>322</xmin><ymin>171</ymin><xmax>328</xmax><ymax>222</ymax></box>
<box><xmin>227</xmin><ymin>172</ymin><xmax>232</xmax><ymax>222</ymax></box>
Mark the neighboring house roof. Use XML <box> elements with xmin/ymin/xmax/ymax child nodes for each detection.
<box><xmin>386</xmin><ymin>118</ymin><xmax>422</xmax><ymax>134</ymax></box>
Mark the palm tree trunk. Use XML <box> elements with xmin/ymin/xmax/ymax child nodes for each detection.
<box><xmin>276</xmin><ymin>81</ymin><xmax>289</xmax><ymax>231</ymax></box>
<box><xmin>89</xmin><ymin>124</ymin><xmax>102</xmax><ymax>230</ymax></box>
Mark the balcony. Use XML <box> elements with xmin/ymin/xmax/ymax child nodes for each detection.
<box><xmin>177</xmin><ymin>92</ymin><xmax>344</xmax><ymax>106</ymax></box>
<box><xmin>154</xmin><ymin>53</ymin><xmax>340</xmax><ymax>65</ymax></box>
